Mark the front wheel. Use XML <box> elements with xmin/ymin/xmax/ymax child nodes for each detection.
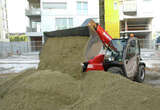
<box><xmin>134</xmin><ymin>65</ymin><xmax>145</xmax><ymax>83</ymax></box>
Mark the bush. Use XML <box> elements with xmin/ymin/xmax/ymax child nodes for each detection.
<box><xmin>9</xmin><ymin>35</ymin><xmax>28</xmax><ymax>42</ymax></box>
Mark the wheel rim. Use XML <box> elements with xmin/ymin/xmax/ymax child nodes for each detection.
<box><xmin>140</xmin><ymin>68</ymin><xmax>145</xmax><ymax>80</ymax></box>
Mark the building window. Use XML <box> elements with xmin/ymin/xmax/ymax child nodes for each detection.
<box><xmin>92</xmin><ymin>18</ymin><xmax>99</xmax><ymax>23</ymax></box>
<box><xmin>31</xmin><ymin>22</ymin><xmax>41</xmax><ymax>32</ymax></box>
<box><xmin>143</xmin><ymin>0</ymin><xmax>152</xmax><ymax>1</ymax></box>
<box><xmin>55</xmin><ymin>18</ymin><xmax>73</xmax><ymax>30</ymax></box>
<box><xmin>43</xmin><ymin>2</ymin><xmax>67</xmax><ymax>9</ymax></box>
<box><xmin>77</xmin><ymin>1</ymin><xmax>88</xmax><ymax>15</ymax></box>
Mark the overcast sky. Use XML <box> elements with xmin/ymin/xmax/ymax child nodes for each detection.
<box><xmin>7</xmin><ymin>0</ymin><xmax>26</xmax><ymax>33</ymax></box>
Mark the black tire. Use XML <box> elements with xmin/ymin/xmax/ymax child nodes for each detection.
<box><xmin>107</xmin><ymin>67</ymin><xmax>123</xmax><ymax>74</ymax></box>
<box><xmin>134</xmin><ymin>65</ymin><xmax>145</xmax><ymax>83</ymax></box>
<box><xmin>82</xmin><ymin>62</ymin><xmax>88</xmax><ymax>72</ymax></box>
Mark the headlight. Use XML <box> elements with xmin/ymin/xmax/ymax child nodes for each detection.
<box><xmin>108</xmin><ymin>57</ymin><xmax>115</xmax><ymax>61</ymax></box>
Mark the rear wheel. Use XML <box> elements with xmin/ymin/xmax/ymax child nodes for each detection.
<box><xmin>107</xmin><ymin>67</ymin><xmax>123</xmax><ymax>74</ymax></box>
<box><xmin>134</xmin><ymin>65</ymin><xmax>145</xmax><ymax>83</ymax></box>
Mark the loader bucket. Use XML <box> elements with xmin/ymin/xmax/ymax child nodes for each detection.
<box><xmin>83</xmin><ymin>19</ymin><xmax>103</xmax><ymax>60</ymax></box>
<box><xmin>44</xmin><ymin>26</ymin><xmax>89</xmax><ymax>38</ymax></box>
<box><xmin>44</xmin><ymin>19</ymin><xmax>103</xmax><ymax>61</ymax></box>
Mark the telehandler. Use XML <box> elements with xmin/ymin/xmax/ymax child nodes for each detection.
<box><xmin>82</xmin><ymin>19</ymin><xmax>145</xmax><ymax>83</ymax></box>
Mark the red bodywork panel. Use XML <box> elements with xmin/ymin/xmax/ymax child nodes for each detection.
<box><xmin>96</xmin><ymin>25</ymin><xmax>112</xmax><ymax>45</ymax></box>
<box><xmin>85</xmin><ymin>24</ymin><xmax>115</xmax><ymax>72</ymax></box>
<box><xmin>86</xmin><ymin>54</ymin><xmax>104</xmax><ymax>72</ymax></box>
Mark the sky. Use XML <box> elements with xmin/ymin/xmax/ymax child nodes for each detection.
<box><xmin>7</xmin><ymin>0</ymin><xmax>26</xmax><ymax>33</ymax></box>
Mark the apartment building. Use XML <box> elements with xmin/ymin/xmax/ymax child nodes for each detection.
<box><xmin>26</xmin><ymin>0</ymin><xmax>99</xmax><ymax>44</ymax></box>
<box><xmin>0</xmin><ymin>0</ymin><xmax>9</xmax><ymax>42</ymax></box>
<box><xmin>120</xmin><ymin>0</ymin><xmax>153</xmax><ymax>48</ymax></box>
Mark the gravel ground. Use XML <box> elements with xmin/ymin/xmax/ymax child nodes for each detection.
<box><xmin>144</xmin><ymin>70</ymin><xmax>160</xmax><ymax>87</ymax></box>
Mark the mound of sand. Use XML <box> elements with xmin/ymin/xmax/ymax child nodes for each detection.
<box><xmin>39</xmin><ymin>37</ymin><xmax>88</xmax><ymax>78</ymax></box>
<box><xmin>0</xmin><ymin>70</ymin><xmax>81</xmax><ymax>110</ymax></box>
<box><xmin>0</xmin><ymin>36</ymin><xmax>160</xmax><ymax>110</ymax></box>
<box><xmin>0</xmin><ymin>70</ymin><xmax>160</xmax><ymax>110</ymax></box>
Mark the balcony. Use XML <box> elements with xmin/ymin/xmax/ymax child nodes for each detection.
<box><xmin>25</xmin><ymin>8</ymin><xmax>41</xmax><ymax>17</ymax></box>
<box><xmin>27</xmin><ymin>27</ymin><xmax>40</xmax><ymax>32</ymax></box>
<box><xmin>26</xmin><ymin>27</ymin><xmax>42</xmax><ymax>37</ymax></box>
<box><xmin>123</xmin><ymin>1</ymin><xmax>137</xmax><ymax>15</ymax></box>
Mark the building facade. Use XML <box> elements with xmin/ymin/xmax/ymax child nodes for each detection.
<box><xmin>26</xmin><ymin>0</ymin><xmax>99</xmax><ymax>43</ymax></box>
<box><xmin>26</xmin><ymin>0</ymin><xmax>156</xmax><ymax>49</ymax></box>
<box><xmin>0</xmin><ymin>0</ymin><xmax>9</xmax><ymax>42</ymax></box>
<box><xmin>119</xmin><ymin>0</ymin><xmax>153</xmax><ymax>48</ymax></box>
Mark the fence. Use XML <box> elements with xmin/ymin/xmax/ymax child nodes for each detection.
<box><xmin>0</xmin><ymin>41</ymin><xmax>43</xmax><ymax>57</ymax></box>
<box><xmin>138</xmin><ymin>39</ymin><xmax>156</xmax><ymax>49</ymax></box>
<box><xmin>0</xmin><ymin>39</ymin><xmax>158</xmax><ymax>58</ymax></box>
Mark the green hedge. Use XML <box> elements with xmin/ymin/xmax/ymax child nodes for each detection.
<box><xmin>9</xmin><ymin>35</ymin><xmax>28</xmax><ymax>42</ymax></box>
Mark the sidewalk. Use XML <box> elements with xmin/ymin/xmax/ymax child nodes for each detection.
<box><xmin>0</xmin><ymin>53</ymin><xmax>39</xmax><ymax>74</ymax></box>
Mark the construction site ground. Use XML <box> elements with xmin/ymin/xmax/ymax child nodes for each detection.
<box><xmin>0</xmin><ymin>50</ymin><xmax>160</xmax><ymax>87</ymax></box>
<box><xmin>0</xmin><ymin>37</ymin><xmax>160</xmax><ymax>110</ymax></box>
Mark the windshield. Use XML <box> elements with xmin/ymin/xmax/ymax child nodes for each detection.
<box><xmin>112</xmin><ymin>39</ymin><xmax>127</xmax><ymax>52</ymax></box>
<box><xmin>105</xmin><ymin>39</ymin><xmax>127</xmax><ymax>61</ymax></box>
<box><xmin>85</xmin><ymin>33</ymin><xmax>127</xmax><ymax>60</ymax></box>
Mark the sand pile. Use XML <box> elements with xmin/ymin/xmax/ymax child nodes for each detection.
<box><xmin>0</xmin><ymin>36</ymin><xmax>160</xmax><ymax>110</ymax></box>
<box><xmin>39</xmin><ymin>37</ymin><xmax>88</xmax><ymax>78</ymax></box>
<box><xmin>1</xmin><ymin>70</ymin><xmax>160</xmax><ymax>110</ymax></box>
<box><xmin>0</xmin><ymin>70</ymin><xmax>81</xmax><ymax>110</ymax></box>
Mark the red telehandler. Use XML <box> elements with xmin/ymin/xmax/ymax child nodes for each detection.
<box><xmin>81</xmin><ymin>19</ymin><xmax>146</xmax><ymax>83</ymax></box>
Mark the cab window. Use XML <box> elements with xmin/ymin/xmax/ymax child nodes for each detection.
<box><xmin>126</xmin><ymin>40</ymin><xmax>136</xmax><ymax>59</ymax></box>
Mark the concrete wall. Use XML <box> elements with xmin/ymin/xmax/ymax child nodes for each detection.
<box><xmin>136</xmin><ymin>0</ymin><xmax>153</xmax><ymax>17</ymax></box>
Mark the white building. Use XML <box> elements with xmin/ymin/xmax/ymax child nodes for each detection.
<box><xmin>26</xmin><ymin>0</ymin><xmax>99</xmax><ymax>44</ymax></box>
<box><xmin>0</xmin><ymin>0</ymin><xmax>9</xmax><ymax>42</ymax></box>
<box><xmin>152</xmin><ymin>0</ymin><xmax>160</xmax><ymax>39</ymax></box>
<box><xmin>120</xmin><ymin>0</ymin><xmax>154</xmax><ymax>48</ymax></box>
<box><xmin>41</xmin><ymin>0</ymin><xmax>99</xmax><ymax>32</ymax></box>
<box><xmin>26</xmin><ymin>0</ymin><xmax>158</xmax><ymax>49</ymax></box>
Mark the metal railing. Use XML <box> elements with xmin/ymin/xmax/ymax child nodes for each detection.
<box><xmin>25</xmin><ymin>8</ymin><xmax>41</xmax><ymax>16</ymax></box>
<box><xmin>26</xmin><ymin>27</ymin><xmax>41</xmax><ymax>32</ymax></box>
<box><xmin>0</xmin><ymin>41</ymin><xmax>43</xmax><ymax>57</ymax></box>
<box><xmin>0</xmin><ymin>39</ymin><xmax>158</xmax><ymax>58</ymax></box>
<box><xmin>138</xmin><ymin>39</ymin><xmax>156</xmax><ymax>49</ymax></box>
